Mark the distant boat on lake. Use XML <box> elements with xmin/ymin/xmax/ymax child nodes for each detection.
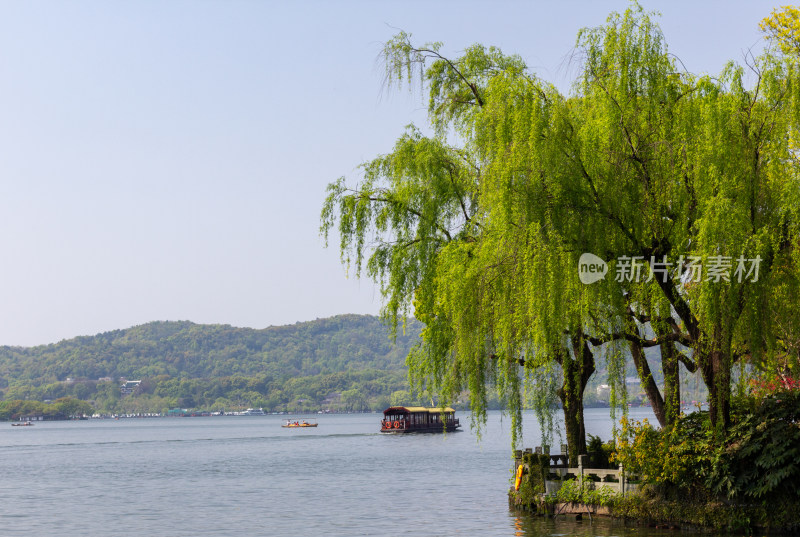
<box><xmin>380</xmin><ymin>406</ymin><xmax>461</xmax><ymax>433</ymax></box>
<box><xmin>282</xmin><ymin>419</ymin><xmax>318</xmax><ymax>428</ymax></box>
<box><xmin>241</xmin><ymin>408</ymin><xmax>266</xmax><ymax>416</ymax></box>
<box><xmin>11</xmin><ymin>422</ymin><xmax>34</xmax><ymax>427</ymax></box>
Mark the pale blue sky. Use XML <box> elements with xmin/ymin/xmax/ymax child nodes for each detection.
<box><xmin>0</xmin><ymin>1</ymin><xmax>779</xmax><ymax>346</ymax></box>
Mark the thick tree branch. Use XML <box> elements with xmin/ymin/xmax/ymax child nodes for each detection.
<box><xmin>677</xmin><ymin>351</ymin><xmax>698</xmax><ymax>373</ymax></box>
<box><xmin>629</xmin><ymin>338</ymin><xmax>667</xmax><ymax>428</ymax></box>
<box><xmin>584</xmin><ymin>326</ymin><xmax>693</xmax><ymax>348</ymax></box>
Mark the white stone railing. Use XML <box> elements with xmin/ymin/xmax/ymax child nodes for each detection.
<box><xmin>514</xmin><ymin>449</ymin><xmax>639</xmax><ymax>497</ymax></box>
<box><xmin>545</xmin><ymin>458</ymin><xmax>639</xmax><ymax>496</ymax></box>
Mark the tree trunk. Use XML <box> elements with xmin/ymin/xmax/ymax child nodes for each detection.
<box><xmin>629</xmin><ymin>339</ymin><xmax>667</xmax><ymax>427</ymax></box>
<box><xmin>557</xmin><ymin>338</ymin><xmax>595</xmax><ymax>466</ymax></box>
<box><xmin>661</xmin><ymin>340</ymin><xmax>680</xmax><ymax>426</ymax></box>
<box><xmin>700</xmin><ymin>349</ymin><xmax>731</xmax><ymax>433</ymax></box>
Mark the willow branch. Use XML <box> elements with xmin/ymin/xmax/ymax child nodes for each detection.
<box><xmin>361</xmin><ymin>194</ymin><xmax>453</xmax><ymax>241</ymax></box>
<box><xmin>412</xmin><ymin>46</ymin><xmax>485</xmax><ymax>107</ymax></box>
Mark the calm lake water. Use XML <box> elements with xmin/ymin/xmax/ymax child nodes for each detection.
<box><xmin>0</xmin><ymin>408</ymin><xmax>708</xmax><ymax>537</ymax></box>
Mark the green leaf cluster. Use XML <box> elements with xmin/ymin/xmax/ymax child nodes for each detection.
<box><xmin>615</xmin><ymin>412</ymin><xmax>714</xmax><ymax>495</ymax></box>
<box><xmin>708</xmin><ymin>391</ymin><xmax>800</xmax><ymax>500</ymax></box>
<box><xmin>549</xmin><ymin>476</ymin><xmax>620</xmax><ymax>507</ymax></box>
<box><xmin>615</xmin><ymin>392</ymin><xmax>800</xmax><ymax>503</ymax></box>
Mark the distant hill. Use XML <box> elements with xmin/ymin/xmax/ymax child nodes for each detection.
<box><xmin>0</xmin><ymin>315</ymin><xmax>705</xmax><ymax>416</ymax></box>
<box><xmin>0</xmin><ymin>315</ymin><xmax>422</xmax><ymax>388</ymax></box>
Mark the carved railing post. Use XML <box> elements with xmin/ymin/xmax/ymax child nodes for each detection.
<box><xmin>578</xmin><ymin>454</ymin><xmax>588</xmax><ymax>495</ymax></box>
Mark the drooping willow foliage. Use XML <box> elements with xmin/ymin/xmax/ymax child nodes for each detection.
<box><xmin>321</xmin><ymin>4</ymin><xmax>800</xmax><ymax>450</ymax></box>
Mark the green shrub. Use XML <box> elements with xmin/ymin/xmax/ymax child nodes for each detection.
<box><xmin>614</xmin><ymin>393</ymin><xmax>800</xmax><ymax>504</ymax></box>
<box><xmin>614</xmin><ymin>413</ymin><xmax>713</xmax><ymax>495</ymax></box>
<box><xmin>587</xmin><ymin>434</ymin><xmax>616</xmax><ymax>469</ymax></box>
<box><xmin>707</xmin><ymin>391</ymin><xmax>800</xmax><ymax>500</ymax></box>
<box><xmin>548</xmin><ymin>476</ymin><xmax>620</xmax><ymax>507</ymax></box>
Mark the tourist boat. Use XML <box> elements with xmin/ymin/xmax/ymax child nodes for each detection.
<box><xmin>282</xmin><ymin>419</ymin><xmax>318</xmax><ymax>428</ymax></box>
<box><xmin>11</xmin><ymin>422</ymin><xmax>34</xmax><ymax>427</ymax></box>
<box><xmin>380</xmin><ymin>406</ymin><xmax>461</xmax><ymax>433</ymax></box>
<box><xmin>241</xmin><ymin>408</ymin><xmax>266</xmax><ymax>416</ymax></box>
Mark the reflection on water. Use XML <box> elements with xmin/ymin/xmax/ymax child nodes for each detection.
<box><xmin>509</xmin><ymin>510</ymin><xmax>715</xmax><ymax>537</ymax></box>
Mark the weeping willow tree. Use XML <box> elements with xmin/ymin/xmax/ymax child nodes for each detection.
<box><xmin>322</xmin><ymin>4</ymin><xmax>800</xmax><ymax>450</ymax></box>
<box><xmin>469</xmin><ymin>5</ymin><xmax>800</xmax><ymax>435</ymax></box>
<box><xmin>755</xmin><ymin>5</ymin><xmax>800</xmax><ymax>390</ymax></box>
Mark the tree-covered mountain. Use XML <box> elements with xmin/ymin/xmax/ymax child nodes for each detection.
<box><xmin>0</xmin><ymin>314</ymin><xmax>704</xmax><ymax>418</ymax></box>
<box><xmin>0</xmin><ymin>314</ymin><xmax>421</xmax><ymax>386</ymax></box>
<box><xmin>0</xmin><ymin>315</ymin><xmax>424</xmax><ymax>414</ymax></box>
